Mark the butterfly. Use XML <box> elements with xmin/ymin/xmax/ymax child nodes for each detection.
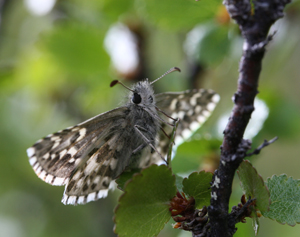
<box><xmin>27</xmin><ymin>67</ymin><xmax>220</xmax><ymax>205</ymax></box>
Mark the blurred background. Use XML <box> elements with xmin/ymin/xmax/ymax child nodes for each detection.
<box><xmin>0</xmin><ymin>0</ymin><xmax>300</xmax><ymax>236</ymax></box>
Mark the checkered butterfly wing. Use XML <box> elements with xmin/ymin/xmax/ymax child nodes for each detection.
<box><xmin>27</xmin><ymin>107</ymin><xmax>140</xmax><ymax>205</ymax></box>
<box><xmin>149</xmin><ymin>89</ymin><xmax>220</xmax><ymax>163</ymax></box>
<box><xmin>27</xmin><ymin>85</ymin><xmax>219</xmax><ymax>205</ymax></box>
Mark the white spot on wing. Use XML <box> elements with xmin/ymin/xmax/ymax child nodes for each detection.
<box><xmin>27</xmin><ymin>147</ymin><xmax>35</xmax><ymax>157</ymax></box>
<box><xmin>52</xmin><ymin>141</ymin><xmax>60</xmax><ymax>149</ymax></box>
<box><xmin>87</xmin><ymin>192</ymin><xmax>96</xmax><ymax>203</ymax></box>
<box><xmin>61</xmin><ymin>194</ymin><xmax>67</xmax><ymax>204</ymax></box>
<box><xmin>195</xmin><ymin>105</ymin><xmax>202</xmax><ymax>114</ymax></box>
<box><xmin>68</xmin><ymin>147</ymin><xmax>77</xmax><ymax>156</ymax></box>
<box><xmin>45</xmin><ymin>174</ymin><xmax>54</xmax><ymax>183</ymax></box>
<box><xmin>72</xmin><ymin>171</ymin><xmax>81</xmax><ymax>180</ymax></box>
<box><xmin>85</xmin><ymin>158</ymin><xmax>98</xmax><ymax>174</ymax></box>
<box><xmin>97</xmin><ymin>190</ymin><xmax>108</xmax><ymax>199</ymax></box>
<box><xmin>78</xmin><ymin>196</ymin><xmax>85</xmax><ymax>204</ymax></box>
<box><xmin>190</xmin><ymin>97</ymin><xmax>197</xmax><ymax>106</ymax></box>
<box><xmin>202</xmin><ymin>110</ymin><xmax>211</xmax><ymax>117</ymax></box>
<box><xmin>207</xmin><ymin>102</ymin><xmax>216</xmax><ymax>112</ymax></box>
<box><xmin>35</xmin><ymin>166</ymin><xmax>42</xmax><ymax>174</ymax></box>
<box><xmin>108</xmin><ymin>134</ymin><xmax>119</xmax><ymax>147</ymax></box>
<box><xmin>76</xmin><ymin>128</ymin><xmax>87</xmax><ymax>142</ymax></box>
<box><xmin>51</xmin><ymin>136</ymin><xmax>61</xmax><ymax>141</ymax></box>
<box><xmin>76</xmin><ymin>178</ymin><xmax>84</xmax><ymax>187</ymax></box>
<box><xmin>43</xmin><ymin>153</ymin><xmax>50</xmax><ymax>159</ymax></box>
<box><xmin>187</xmin><ymin>109</ymin><xmax>194</xmax><ymax>116</ymax></box>
<box><xmin>52</xmin><ymin>177</ymin><xmax>67</xmax><ymax>186</ymax></box>
<box><xmin>212</xmin><ymin>94</ymin><xmax>220</xmax><ymax>103</ymax></box>
<box><xmin>71</xmin><ymin>127</ymin><xmax>79</xmax><ymax>131</ymax></box>
<box><xmin>39</xmin><ymin>170</ymin><xmax>47</xmax><ymax>180</ymax></box>
<box><xmin>177</xmin><ymin>111</ymin><xmax>185</xmax><ymax>120</ymax></box>
<box><xmin>101</xmin><ymin>176</ymin><xmax>110</xmax><ymax>186</ymax></box>
<box><xmin>190</xmin><ymin>121</ymin><xmax>200</xmax><ymax>131</ymax></box>
<box><xmin>94</xmin><ymin>176</ymin><xmax>101</xmax><ymax>183</ymax></box>
<box><xmin>59</xmin><ymin>149</ymin><xmax>67</xmax><ymax>158</ymax></box>
<box><xmin>33</xmin><ymin>163</ymin><xmax>39</xmax><ymax>171</ymax></box>
<box><xmin>110</xmin><ymin>158</ymin><xmax>118</xmax><ymax>170</ymax></box>
<box><xmin>75</xmin><ymin>159</ymin><xmax>82</xmax><ymax>166</ymax></box>
<box><xmin>197</xmin><ymin>115</ymin><xmax>206</xmax><ymax>123</ymax></box>
<box><xmin>170</xmin><ymin>99</ymin><xmax>178</xmax><ymax>110</ymax></box>
<box><xmin>67</xmin><ymin>196</ymin><xmax>77</xmax><ymax>205</ymax></box>
<box><xmin>182</xmin><ymin>129</ymin><xmax>191</xmax><ymax>139</ymax></box>
<box><xmin>68</xmin><ymin>158</ymin><xmax>75</xmax><ymax>163</ymax></box>
<box><xmin>29</xmin><ymin>157</ymin><xmax>37</xmax><ymax>166</ymax></box>
<box><xmin>190</xmin><ymin>93</ymin><xmax>201</xmax><ymax>106</ymax></box>
<box><xmin>109</xmin><ymin>180</ymin><xmax>116</xmax><ymax>190</ymax></box>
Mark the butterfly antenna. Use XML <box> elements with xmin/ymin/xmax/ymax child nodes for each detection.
<box><xmin>110</xmin><ymin>80</ymin><xmax>135</xmax><ymax>92</ymax></box>
<box><xmin>150</xmin><ymin>67</ymin><xmax>181</xmax><ymax>85</ymax></box>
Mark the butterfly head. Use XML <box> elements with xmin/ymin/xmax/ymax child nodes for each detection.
<box><xmin>110</xmin><ymin>67</ymin><xmax>181</xmax><ymax>108</ymax></box>
<box><xmin>130</xmin><ymin>80</ymin><xmax>155</xmax><ymax>107</ymax></box>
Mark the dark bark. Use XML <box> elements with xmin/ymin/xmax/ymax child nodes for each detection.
<box><xmin>207</xmin><ymin>1</ymin><xmax>291</xmax><ymax>237</ymax></box>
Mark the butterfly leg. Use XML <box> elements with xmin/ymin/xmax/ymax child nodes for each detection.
<box><xmin>132</xmin><ymin>143</ymin><xmax>147</xmax><ymax>155</ymax></box>
<box><xmin>134</xmin><ymin>125</ymin><xmax>168</xmax><ymax>164</ymax></box>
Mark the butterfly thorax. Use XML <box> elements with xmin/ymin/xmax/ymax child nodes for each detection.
<box><xmin>127</xmin><ymin>80</ymin><xmax>159</xmax><ymax>126</ymax></box>
<box><xmin>120</xmin><ymin>80</ymin><xmax>160</xmax><ymax>168</ymax></box>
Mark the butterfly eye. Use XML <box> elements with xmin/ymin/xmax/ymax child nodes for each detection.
<box><xmin>132</xmin><ymin>92</ymin><xmax>142</xmax><ymax>104</ymax></box>
<box><xmin>148</xmin><ymin>95</ymin><xmax>153</xmax><ymax>103</ymax></box>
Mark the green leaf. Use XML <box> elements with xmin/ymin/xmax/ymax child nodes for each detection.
<box><xmin>175</xmin><ymin>174</ymin><xmax>184</xmax><ymax>194</ymax></box>
<box><xmin>261</xmin><ymin>93</ymin><xmax>300</xmax><ymax>139</ymax></box>
<box><xmin>237</xmin><ymin>160</ymin><xmax>270</xmax><ymax>212</ymax></box>
<box><xmin>262</xmin><ymin>174</ymin><xmax>300</xmax><ymax>226</ymax></box>
<box><xmin>101</xmin><ymin>0</ymin><xmax>135</xmax><ymax>21</ymax></box>
<box><xmin>116</xmin><ymin>168</ymin><xmax>141</xmax><ymax>191</ymax></box>
<box><xmin>42</xmin><ymin>23</ymin><xmax>109</xmax><ymax>76</ymax></box>
<box><xmin>114</xmin><ymin>165</ymin><xmax>177</xmax><ymax>237</ymax></box>
<box><xmin>182</xmin><ymin>171</ymin><xmax>212</xmax><ymax>208</ymax></box>
<box><xmin>172</xmin><ymin>138</ymin><xmax>220</xmax><ymax>174</ymax></box>
<box><xmin>136</xmin><ymin>0</ymin><xmax>221</xmax><ymax>31</ymax></box>
<box><xmin>196</xmin><ymin>23</ymin><xmax>231</xmax><ymax>65</ymax></box>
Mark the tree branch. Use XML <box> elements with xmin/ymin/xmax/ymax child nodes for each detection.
<box><xmin>208</xmin><ymin>1</ymin><xmax>291</xmax><ymax>236</ymax></box>
<box><xmin>246</xmin><ymin>136</ymin><xmax>278</xmax><ymax>156</ymax></box>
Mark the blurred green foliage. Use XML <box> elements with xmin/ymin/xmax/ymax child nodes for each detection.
<box><xmin>0</xmin><ymin>0</ymin><xmax>300</xmax><ymax>236</ymax></box>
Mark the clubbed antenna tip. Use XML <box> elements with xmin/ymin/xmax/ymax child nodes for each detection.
<box><xmin>109</xmin><ymin>79</ymin><xmax>135</xmax><ymax>92</ymax></box>
<box><xmin>110</xmin><ymin>80</ymin><xmax>119</xmax><ymax>87</ymax></box>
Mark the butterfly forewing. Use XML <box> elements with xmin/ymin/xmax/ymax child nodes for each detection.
<box><xmin>152</xmin><ymin>89</ymin><xmax>220</xmax><ymax>159</ymax></box>
<box><xmin>27</xmin><ymin>107</ymin><xmax>129</xmax><ymax>188</ymax></box>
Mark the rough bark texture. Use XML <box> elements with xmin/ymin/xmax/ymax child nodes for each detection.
<box><xmin>207</xmin><ymin>1</ymin><xmax>291</xmax><ymax>237</ymax></box>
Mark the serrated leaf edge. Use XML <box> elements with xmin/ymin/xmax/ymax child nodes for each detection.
<box><xmin>263</xmin><ymin>174</ymin><xmax>300</xmax><ymax>226</ymax></box>
<box><xmin>237</xmin><ymin>160</ymin><xmax>271</xmax><ymax>212</ymax></box>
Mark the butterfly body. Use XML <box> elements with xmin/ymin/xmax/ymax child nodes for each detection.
<box><xmin>27</xmin><ymin>69</ymin><xmax>220</xmax><ymax>205</ymax></box>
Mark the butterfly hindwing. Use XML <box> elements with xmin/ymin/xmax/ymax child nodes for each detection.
<box><xmin>152</xmin><ymin>89</ymin><xmax>220</xmax><ymax>160</ymax></box>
